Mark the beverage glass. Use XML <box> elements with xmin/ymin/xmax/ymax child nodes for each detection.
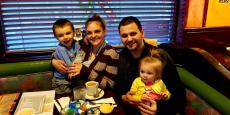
<box><xmin>74</xmin><ymin>25</ymin><xmax>83</xmax><ymax>41</ymax></box>
<box><xmin>73</xmin><ymin>53</ymin><xmax>82</xmax><ymax>63</ymax></box>
<box><xmin>73</xmin><ymin>86</ymin><xmax>86</xmax><ymax>101</ymax></box>
<box><xmin>85</xmin><ymin>81</ymin><xmax>98</xmax><ymax>96</ymax></box>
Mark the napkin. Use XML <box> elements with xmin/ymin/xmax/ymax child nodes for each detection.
<box><xmin>54</xmin><ymin>97</ymin><xmax>70</xmax><ymax>112</ymax></box>
<box><xmin>92</xmin><ymin>97</ymin><xmax>116</xmax><ymax>104</ymax></box>
<box><xmin>54</xmin><ymin>100</ymin><xmax>61</xmax><ymax>112</ymax></box>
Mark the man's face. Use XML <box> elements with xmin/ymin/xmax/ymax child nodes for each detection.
<box><xmin>119</xmin><ymin>22</ymin><xmax>144</xmax><ymax>51</ymax></box>
<box><xmin>54</xmin><ymin>25</ymin><xmax>74</xmax><ymax>48</ymax></box>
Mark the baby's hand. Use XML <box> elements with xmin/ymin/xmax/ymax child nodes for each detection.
<box><xmin>159</xmin><ymin>92</ymin><xmax>168</xmax><ymax>100</ymax></box>
<box><xmin>123</xmin><ymin>91</ymin><xmax>140</xmax><ymax>108</ymax></box>
<box><xmin>141</xmin><ymin>94</ymin><xmax>151</xmax><ymax>106</ymax></box>
<box><xmin>129</xmin><ymin>91</ymin><xmax>136</xmax><ymax>95</ymax></box>
<box><xmin>141</xmin><ymin>94</ymin><xmax>150</xmax><ymax>100</ymax></box>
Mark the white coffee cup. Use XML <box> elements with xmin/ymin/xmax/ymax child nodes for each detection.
<box><xmin>85</xmin><ymin>81</ymin><xmax>98</xmax><ymax>96</ymax></box>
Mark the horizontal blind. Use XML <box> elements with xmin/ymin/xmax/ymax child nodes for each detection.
<box><xmin>1</xmin><ymin>0</ymin><xmax>177</xmax><ymax>53</ymax></box>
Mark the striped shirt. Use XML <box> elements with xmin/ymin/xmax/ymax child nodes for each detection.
<box><xmin>77</xmin><ymin>43</ymin><xmax>119</xmax><ymax>89</ymax></box>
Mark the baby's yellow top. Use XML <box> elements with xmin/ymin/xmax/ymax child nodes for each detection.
<box><xmin>130</xmin><ymin>77</ymin><xmax>171</xmax><ymax>101</ymax></box>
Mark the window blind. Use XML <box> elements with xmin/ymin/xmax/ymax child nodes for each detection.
<box><xmin>1</xmin><ymin>0</ymin><xmax>177</xmax><ymax>53</ymax></box>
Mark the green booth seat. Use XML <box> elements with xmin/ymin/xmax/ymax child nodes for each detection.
<box><xmin>0</xmin><ymin>60</ymin><xmax>53</xmax><ymax>93</ymax></box>
<box><xmin>177</xmin><ymin>67</ymin><xmax>230</xmax><ymax>115</ymax></box>
<box><xmin>0</xmin><ymin>60</ymin><xmax>52</xmax><ymax>76</ymax></box>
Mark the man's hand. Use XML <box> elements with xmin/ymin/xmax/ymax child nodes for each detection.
<box><xmin>52</xmin><ymin>59</ymin><xmax>68</xmax><ymax>74</ymax></box>
<box><xmin>138</xmin><ymin>99</ymin><xmax>157</xmax><ymax>115</ymax></box>
<box><xmin>122</xmin><ymin>91</ymin><xmax>140</xmax><ymax>108</ymax></box>
<box><xmin>123</xmin><ymin>91</ymin><xmax>157</xmax><ymax>115</ymax></box>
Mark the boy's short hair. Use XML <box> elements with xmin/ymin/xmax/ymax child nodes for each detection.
<box><xmin>52</xmin><ymin>19</ymin><xmax>74</xmax><ymax>36</ymax></box>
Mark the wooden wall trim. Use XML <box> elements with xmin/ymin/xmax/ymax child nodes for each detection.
<box><xmin>183</xmin><ymin>27</ymin><xmax>230</xmax><ymax>52</ymax></box>
<box><xmin>202</xmin><ymin>0</ymin><xmax>209</xmax><ymax>27</ymax></box>
<box><xmin>175</xmin><ymin>0</ymin><xmax>187</xmax><ymax>45</ymax></box>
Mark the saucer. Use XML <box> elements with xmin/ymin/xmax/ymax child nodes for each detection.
<box><xmin>85</xmin><ymin>88</ymin><xmax>104</xmax><ymax>100</ymax></box>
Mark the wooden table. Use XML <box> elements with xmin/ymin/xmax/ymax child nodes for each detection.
<box><xmin>7</xmin><ymin>89</ymin><xmax>125</xmax><ymax>115</ymax></box>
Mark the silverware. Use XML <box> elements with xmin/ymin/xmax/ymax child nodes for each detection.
<box><xmin>90</xmin><ymin>101</ymin><xmax>114</xmax><ymax>105</ymax></box>
<box><xmin>94</xmin><ymin>89</ymin><xmax>103</xmax><ymax>98</ymax></box>
<box><xmin>56</xmin><ymin>99</ymin><xmax>63</xmax><ymax>110</ymax></box>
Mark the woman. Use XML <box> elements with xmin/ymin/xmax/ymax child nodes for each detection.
<box><xmin>52</xmin><ymin>14</ymin><xmax>119</xmax><ymax>90</ymax></box>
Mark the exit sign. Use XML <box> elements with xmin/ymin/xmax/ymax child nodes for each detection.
<box><xmin>219</xmin><ymin>0</ymin><xmax>229</xmax><ymax>3</ymax></box>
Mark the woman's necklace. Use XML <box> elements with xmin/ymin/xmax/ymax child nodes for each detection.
<box><xmin>92</xmin><ymin>41</ymin><xmax>106</xmax><ymax>56</ymax></box>
<box><xmin>89</xmin><ymin>41</ymin><xmax>106</xmax><ymax>61</ymax></box>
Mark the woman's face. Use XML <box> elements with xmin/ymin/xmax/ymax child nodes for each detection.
<box><xmin>86</xmin><ymin>21</ymin><xmax>106</xmax><ymax>47</ymax></box>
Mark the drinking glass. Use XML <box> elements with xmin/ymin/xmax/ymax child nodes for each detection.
<box><xmin>73</xmin><ymin>86</ymin><xmax>86</xmax><ymax>101</ymax></box>
<box><xmin>74</xmin><ymin>25</ymin><xmax>83</xmax><ymax>41</ymax></box>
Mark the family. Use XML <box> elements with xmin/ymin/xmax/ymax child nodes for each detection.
<box><xmin>51</xmin><ymin>14</ymin><xmax>186</xmax><ymax>115</ymax></box>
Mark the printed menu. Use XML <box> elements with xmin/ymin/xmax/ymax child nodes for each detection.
<box><xmin>14</xmin><ymin>90</ymin><xmax>55</xmax><ymax>115</ymax></box>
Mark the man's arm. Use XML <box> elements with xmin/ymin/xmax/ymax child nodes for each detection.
<box><xmin>157</xmin><ymin>49</ymin><xmax>186</xmax><ymax>114</ymax></box>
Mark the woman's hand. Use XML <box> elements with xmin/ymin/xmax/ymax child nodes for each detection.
<box><xmin>52</xmin><ymin>59</ymin><xmax>68</xmax><ymax>74</ymax></box>
<box><xmin>138</xmin><ymin>99</ymin><xmax>157</xmax><ymax>115</ymax></box>
<box><xmin>68</xmin><ymin>62</ymin><xmax>83</xmax><ymax>79</ymax></box>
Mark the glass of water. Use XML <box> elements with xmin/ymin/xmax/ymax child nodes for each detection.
<box><xmin>74</xmin><ymin>25</ymin><xmax>83</xmax><ymax>41</ymax></box>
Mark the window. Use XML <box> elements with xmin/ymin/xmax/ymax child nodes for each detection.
<box><xmin>0</xmin><ymin>0</ymin><xmax>177</xmax><ymax>54</ymax></box>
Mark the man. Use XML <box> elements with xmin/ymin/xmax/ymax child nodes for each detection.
<box><xmin>114</xmin><ymin>16</ymin><xmax>186</xmax><ymax>115</ymax></box>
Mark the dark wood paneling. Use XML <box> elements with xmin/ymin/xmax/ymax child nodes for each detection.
<box><xmin>183</xmin><ymin>27</ymin><xmax>230</xmax><ymax>70</ymax></box>
<box><xmin>183</xmin><ymin>27</ymin><xmax>230</xmax><ymax>53</ymax></box>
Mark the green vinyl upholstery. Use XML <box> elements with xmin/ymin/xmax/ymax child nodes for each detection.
<box><xmin>177</xmin><ymin>67</ymin><xmax>230</xmax><ymax>115</ymax></box>
<box><xmin>0</xmin><ymin>60</ymin><xmax>53</xmax><ymax>93</ymax></box>
<box><xmin>0</xmin><ymin>60</ymin><xmax>51</xmax><ymax>76</ymax></box>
